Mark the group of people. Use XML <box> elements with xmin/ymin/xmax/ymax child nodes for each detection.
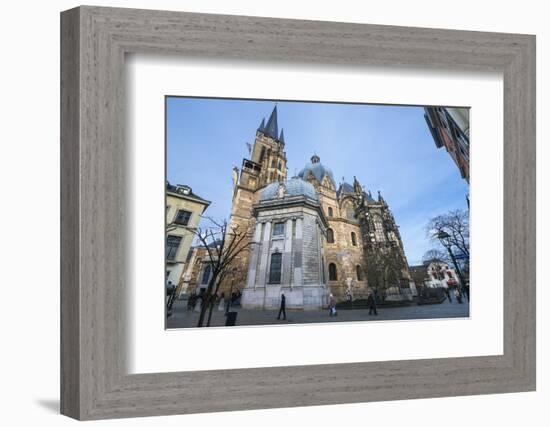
<box><xmin>276</xmin><ymin>290</ymin><xmax>379</xmax><ymax>320</ymax></box>
<box><xmin>328</xmin><ymin>291</ymin><xmax>378</xmax><ymax>316</ymax></box>
<box><xmin>443</xmin><ymin>286</ymin><xmax>469</xmax><ymax>304</ymax></box>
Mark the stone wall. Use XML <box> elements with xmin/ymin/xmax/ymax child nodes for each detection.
<box><xmin>324</xmin><ymin>218</ymin><xmax>368</xmax><ymax>301</ymax></box>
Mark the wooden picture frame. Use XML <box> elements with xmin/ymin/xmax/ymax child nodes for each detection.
<box><xmin>60</xmin><ymin>6</ymin><xmax>536</xmax><ymax>420</ymax></box>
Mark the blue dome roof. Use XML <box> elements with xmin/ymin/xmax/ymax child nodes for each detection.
<box><xmin>297</xmin><ymin>156</ymin><xmax>336</xmax><ymax>187</ymax></box>
<box><xmin>260</xmin><ymin>178</ymin><xmax>318</xmax><ymax>201</ymax></box>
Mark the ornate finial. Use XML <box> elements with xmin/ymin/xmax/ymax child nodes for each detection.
<box><xmin>311</xmin><ymin>153</ymin><xmax>320</xmax><ymax>164</ymax></box>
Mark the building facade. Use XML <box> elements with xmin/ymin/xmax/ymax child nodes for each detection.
<box><xmin>214</xmin><ymin>106</ymin><xmax>413</xmax><ymax>309</ymax></box>
<box><xmin>165</xmin><ymin>183</ymin><xmax>210</xmax><ymax>292</ymax></box>
<box><xmin>241</xmin><ymin>178</ymin><xmax>329</xmax><ymax>310</ymax></box>
<box><xmin>410</xmin><ymin>261</ymin><xmax>461</xmax><ymax>289</ymax></box>
<box><xmin>424</xmin><ymin>107</ymin><xmax>470</xmax><ymax>183</ymax></box>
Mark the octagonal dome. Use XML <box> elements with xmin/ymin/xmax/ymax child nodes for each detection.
<box><xmin>260</xmin><ymin>178</ymin><xmax>318</xmax><ymax>202</ymax></box>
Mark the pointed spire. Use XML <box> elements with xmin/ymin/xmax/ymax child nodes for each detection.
<box><xmin>258</xmin><ymin>117</ymin><xmax>265</xmax><ymax>132</ymax></box>
<box><xmin>279</xmin><ymin>128</ymin><xmax>285</xmax><ymax>143</ymax></box>
<box><xmin>353</xmin><ymin>176</ymin><xmax>362</xmax><ymax>193</ymax></box>
<box><xmin>264</xmin><ymin>105</ymin><xmax>279</xmax><ymax>139</ymax></box>
<box><xmin>378</xmin><ymin>190</ymin><xmax>386</xmax><ymax>204</ymax></box>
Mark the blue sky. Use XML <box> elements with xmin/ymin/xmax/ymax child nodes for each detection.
<box><xmin>166</xmin><ymin>97</ymin><xmax>469</xmax><ymax>265</ymax></box>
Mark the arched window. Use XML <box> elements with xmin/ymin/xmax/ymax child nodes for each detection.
<box><xmin>326</xmin><ymin>228</ymin><xmax>335</xmax><ymax>243</ymax></box>
<box><xmin>329</xmin><ymin>263</ymin><xmax>337</xmax><ymax>281</ymax></box>
<box><xmin>356</xmin><ymin>265</ymin><xmax>363</xmax><ymax>281</ymax></box>
<box><xmin>328</xmin><ymin>207</ymin><xmax>333</xmax><ymax>217</ymax></box>
<box><xmin>351</xmin><ymin>232</ymin><xmax>357</xmax><ymax>246</ymax></box>
<box><xmin>201</xmin><ymin>264</ymin><xmax>211</xmax><ymax>285</ymax></box>
<box><xmin>271</xmin><ymin>159</ymin><xmax>276</xmax><ymax>168</ymax></box>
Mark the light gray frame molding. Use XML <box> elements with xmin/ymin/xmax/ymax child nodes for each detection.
<box><xmin>61</xmin><ymin>6</ymin><xmax>536</xmax><ymax>420</ymax></box>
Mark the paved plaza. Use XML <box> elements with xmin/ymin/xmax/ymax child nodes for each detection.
<box><xmin>167</xmin><ymin>297</ymin><xmax>470</xmax><ymax>329</ymax></box>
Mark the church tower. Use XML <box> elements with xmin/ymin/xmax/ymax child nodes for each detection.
<box><xmin>226</xmin><ymin>106</ymin><xmax>288</xmax><ymax>291</ymax></box>
<box><xmin>238</xmin><ymin>106</ymin><xmax>288</xmax><ymax>192</ymax></box>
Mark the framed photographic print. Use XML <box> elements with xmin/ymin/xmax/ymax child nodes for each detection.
<box><xmin>61</xmin><ymin>6</ymin><xmax>536</xmax><ymax>420</ymax></box>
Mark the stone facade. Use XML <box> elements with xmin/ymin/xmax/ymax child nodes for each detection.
<box><xmin>241</xmin><ymin>180</ymin><xmax>328</xmax><ymax>310</ymax></box>
<box><xmin>165</xmin><ymin>183</ymin><xmax>210</xmax><ymax>293</ymax></box>
<box><xmin>186</xmin><ymin>105</ymin><xmax>414</xmax><ymax>308</ymax></box>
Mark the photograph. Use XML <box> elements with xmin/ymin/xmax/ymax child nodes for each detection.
<box><xmin>164</xmin><ymin>97</ymin><xmax>470</xmax><ymax>328</ymax></box>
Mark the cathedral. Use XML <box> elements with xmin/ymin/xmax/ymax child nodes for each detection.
<box><xmin>223</xmin><ymin>105</ymin><xmax>414</xmax><ymax>310</ymax></box>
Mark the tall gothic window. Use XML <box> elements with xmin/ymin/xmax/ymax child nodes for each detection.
<box><xmin>271</xmin><ymin>159</ymin><xmax>276</xmax><ymax>168</ymax></box>
<box><xmin>326</xmin><ymin>228</ymin><xmax>335</xmax><ymax>243</ymax></box>
<box><xmin>373</xmin><ymin>216</ymin><xmax>386</xmax><ymax>241</ymax></box>
<box><xmin>351</xmin><ymin>232</ymin><xmax>357</xmax><ymax>246</ymax></box>
<box><xmin>269</xmin><ymin>252</ymin><xmax>282</xmax><ymax>284</ymax></box>
<box><xmin>356</xmin><ymin>265</ymin><xmax>363</xmax><ymax>281</ymax></box>
<box><xmin>328</xmin><ymin>207</ymin><xmax>333</xmax><ymax>217</ymax></box>
<box><xmin>328</xmin><ymin>263</ymin><xmax>337</xmax><ymax>281</ymax></box>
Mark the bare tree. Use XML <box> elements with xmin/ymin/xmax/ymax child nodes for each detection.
<box><xmin>426</xmin><ymin>209</ymin><xmax>470</xmax><ymax>259</ymax></box>
<box><xmin>422</xmin><ymin>249</ymin><xmax>449</xmax><ymax>265</ymax></box>
<box><xmin>410</xmin><ymin>267</ymin><xmax>428</xmax><ymax>287</ymax></box>
<box><xmin>364</xmin><ymin>249</ymin><xmax>404</xmax><ymax>291</ymax></box>
<box><xmin>191</xmin><ymin>217</ymin><xmax>255</xmax><ymax>327</ymax></box>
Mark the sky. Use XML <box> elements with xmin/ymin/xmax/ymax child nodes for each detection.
<box><xmin>166</xmin><ymin>97</ymin><xmax>469</xmax><ymax>265</ymax></box>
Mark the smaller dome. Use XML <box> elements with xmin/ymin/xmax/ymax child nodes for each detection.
<box><xmin>297</xmin><ymin>155</ymin><xmax>336</xmax><ymax>187</ymax></box>
<box><xmin>260</xmin><ymin>178</ymin><xmax>318</xmax><ymax>201</ymax></box>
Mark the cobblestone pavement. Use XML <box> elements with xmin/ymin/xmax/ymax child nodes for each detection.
<box><xmin>166</xmin><ymin>297</ymin><xmax>470</xmax><ymax>329</ymax></box>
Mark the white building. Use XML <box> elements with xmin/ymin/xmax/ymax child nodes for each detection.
<box><xmin>411</xmin><ymin>261</ymin><xmax>460</xmax><ymax>289</ymax></box>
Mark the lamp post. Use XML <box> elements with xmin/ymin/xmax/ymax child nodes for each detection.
<box><xmin>436</xmin><ymin>230</ymin><xmax>467</xmax><ymax>297</ymax></box>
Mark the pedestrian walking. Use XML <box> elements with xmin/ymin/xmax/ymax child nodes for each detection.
<box><xmin>277</xmin><ymin>293</ymin><xmax>287</xmax><ymax>320</ymax></box>
<box><xmin>367</xmin><ymin>291</ymin><xmax>378</xmax><ymax>315</ymax></box>
<box><xmin>454</xmin><ymin>288</ymin><xmax>463</xmax><ymax>304</ymax></box>
<box><xmin>444</xmin><ymin>287</ymin><xmax>452</xmax><ymax>303</ymax></box>
<box><xmin>328</xmin><ymin>293</ymin><xmax>337</xmax><ymax>316</ymax></box>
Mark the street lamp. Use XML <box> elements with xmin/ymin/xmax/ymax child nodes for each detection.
<box><xmin>436</xmin><ymin>230</ymin><xmax>467</xmax><ymax>298</ymax></box>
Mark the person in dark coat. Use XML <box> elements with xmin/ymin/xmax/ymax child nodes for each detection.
<box><xmin>367</xmin><ymin>291</ymin><xmax>378</xmax><ymax>316</ymax></box>
<box><xmin>277</xmin><ymin>293</ymin><xmax>287</xmax><ymax>320</ymax></box>
<box><xmin>454</xmin><ymin>288</ymin><xmax>463</xmax><ymax>304</ymax></box>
